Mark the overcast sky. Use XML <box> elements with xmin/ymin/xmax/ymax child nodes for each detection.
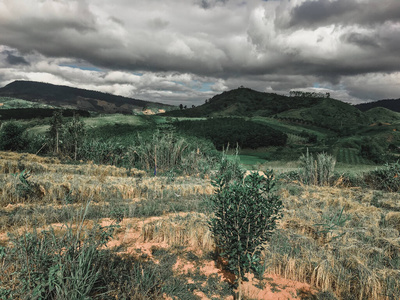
<box><xmin>0</xmin><ymin>0</ymin><xmax>399</xmax><ymax>106</ymax></box>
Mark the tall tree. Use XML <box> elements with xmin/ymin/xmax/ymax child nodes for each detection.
<box><xmin>65</xmin><ymin>113</ymin><xmax>85</xmax><ymax>160</ymax></box>
<box><xmin>48</xmin><ymin>111</ymin><xmax>63</xmax><ymax>154</ymax></box>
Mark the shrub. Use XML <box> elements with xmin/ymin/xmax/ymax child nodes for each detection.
<box><xmin>364</xmin><ymin>162</ymin><xmax>400</xmax><ymax>192</ymax></box>
<box><xmin>209</xmin><ymin>171</ymin><xmax>283</xmax><ymax>300</ymax></box>
<box><xmin>299</xmin><ymin>150</ymin><xmax>336</xmax><ymax>186</ymax></box>
<box><xmin>0</xmin><ymin>121</ymin><xmax>27</xmax><ymax>151</ymax></box>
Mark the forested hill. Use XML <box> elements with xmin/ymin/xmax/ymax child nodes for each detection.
<box><xmin>163</xmin><ymin>87</ymin><xmax>327</xmax><ymax>118</ymax></box>
<box><xmin>355</xmin><ymin>98</ymin><xmax>400</xmax><ymax>112</ymax></box>
<box><xmin>0</xmin><ymin>81</ymin><xmax>172</xmax><ymax>114</ymax></box>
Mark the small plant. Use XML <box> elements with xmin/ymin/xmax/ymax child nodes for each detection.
<box><xmin>12</xmin><ymin>169</ymin><xmax>43</xmax><ymax>200</ymax></box>
<box><xmin>209</xmin><ymin>171</ymin><xmax>283</xmax><ymax>300</ymax></box>
<box><xmin>313</xmin><ymin>207</ymin><xmax>351</xmax><ymax>243</ymax></box>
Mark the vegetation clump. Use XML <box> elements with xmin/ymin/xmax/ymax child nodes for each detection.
<box><xmin>364</xmin><ymin>161</ymin><xmax>400</xmax><ymax>192</ymax></box>
<box><xmin>209</xmin><ymin>170</ymin><xmax>283</xmax><ymax>299</ymax></box>
<box><xmin>299</xmin><ymin>150</ymin><xmax>336</xmax><ymax>186</ymax></box>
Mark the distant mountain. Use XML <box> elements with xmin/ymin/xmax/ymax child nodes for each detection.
<box><xmin>0</xmin><ymin>81</ymin><xmax>172</xmax><ymax>114</ymax></box>
<box><xmin>164</xmin><ymin>87</ymin><xmax>371</xmax><ymax>131</ymax></box>
<box><xmin>355</xmin><ymin>98</ymin><xmax>400</xmax><ymax>112</ymax></box>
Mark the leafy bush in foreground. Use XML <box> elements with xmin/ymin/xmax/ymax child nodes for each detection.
<box><xmin>209</xmin><ymin>171</ymin><xmax>283</xmax><ymax>300</ymax></box>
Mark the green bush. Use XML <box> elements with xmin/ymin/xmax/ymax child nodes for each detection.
<box><xmin>364</xmin><ymin>162</ymin><xmax>400</xmax><ymax>192</ymax></box>
<box><xmin>0</xmin><ymin>121</ymin><xmax>27</xmax><ymax>151</ymax></box>
<box><xmin>209</xmin><ymin>171</ymin><xmax>283</xmax><ymax>300</ymax></box>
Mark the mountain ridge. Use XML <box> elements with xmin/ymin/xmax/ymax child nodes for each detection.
<box><xmin>0</xmin><ymin>80</ymin><xmax>172</xmax><ymax>114</ymax></box>
<box><xmin>355</xmin><ymin>98</ymin><xmax>400</xmax><ymax>112</ymax></box>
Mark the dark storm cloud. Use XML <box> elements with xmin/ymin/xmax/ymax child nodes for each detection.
<box><xmin>341</xmin><ymin>32</ymin><xmax>380</xmax><ymax>49</ymax></box>
<box><xmin>288</xmin><ymin>0</ymin><xmax>400</xmax><ymax>28</ymax></box>
<box><xmin>3</xmin><ymin>51</ymin><xmax>30</xmax><ymax>65</ymax></box>
<box><xmin>196</xmin><ymin>0</ymin><xmax>229</xmax><ymax>9</ymax></box>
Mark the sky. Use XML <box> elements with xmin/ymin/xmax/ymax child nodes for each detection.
<box><xmin>0</xmin><ymin>0</ymin><xmax>399</xmax><ymax>106</ymax></box>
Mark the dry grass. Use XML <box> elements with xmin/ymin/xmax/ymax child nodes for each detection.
<box><xmin>142</xmin><ymin>212</ymin><xmax>214</xmax><ymax>252</ymax></box>
<box><xmin>2</xmin><ymin>151</ymin><xmax>400</xmax><ymax>299</ymax></box>
<box><xmin>263</xmin><ymin>184</ymin><xmax>400</xmax><ymax>300</ymax></box>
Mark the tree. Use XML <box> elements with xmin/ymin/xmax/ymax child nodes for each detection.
<box><xmin>0</xmin><ymin>121</ymin><xmax>27</xmax><ymax>151</ymax></box>
<box><xmin>65</xmin><ymin>113</ymin><xmax>86</xmax><ymax>160</ymax></box>
<box><xmin>179</xmin><ymin>104</ymin><xmax>184</xmax><ymax>110</ymax></box>
<box><xmin>209</xmin><ymin>171</ymin><xmax>283</xmax><ymax>300</ymax></box>
<box><xmin>48</xmin><ymin>111</ymin><xmax>64</xmax><ymax>154</ymax></box>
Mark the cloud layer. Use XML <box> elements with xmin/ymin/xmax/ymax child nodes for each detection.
<box><xmin>0</xmin><ymin>0</ymin><xmax>399</xmax><ymax>105</ymax></box>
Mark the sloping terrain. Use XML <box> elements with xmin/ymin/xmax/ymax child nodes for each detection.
<box><xmin>163</xmin><ymin>87</ymin><xmax>373</xmax><ymax>132</ymax></box>
<box><xmin>0</xmin><ymin>81</ymin><xmax>172</xmax><ymax>114</ymax></box>
<box><xmin>364</xmin><ymin>107</ymin><xmax>400</xmax><ymax>124</ymax></box>
<box><xmin>275</xmin><ymin>98</ymin><xmax>371</xmax><ymax>131</ymax></box>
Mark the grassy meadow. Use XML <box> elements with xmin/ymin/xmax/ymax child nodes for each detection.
<box><xmin>1</xmin><ymin>149</ymin><xmax>400</xmax><ymax>299</ymax></box>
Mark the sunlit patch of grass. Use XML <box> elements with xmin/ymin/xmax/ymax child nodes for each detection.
<box><xmin>142</xmin><ymin>213</ymin><xmax>214</xmax><ymax>253</ymax></box>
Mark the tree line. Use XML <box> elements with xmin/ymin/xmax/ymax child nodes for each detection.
<box><xmin>173</xmin><ymin>118</ymin><xmax>287</xmax><ymax>150</ymax></box>
<box><xmin>289</xmin><ymin>91</ymin><xmax>330</xmax><ymax>98</ymax></box>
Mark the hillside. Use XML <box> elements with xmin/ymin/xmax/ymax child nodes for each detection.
<box><xmin>355</xmin><ymin>98</ymin><xmax>400</xmax><ymax>112</ymax></box>
<box><xmin>164</xmin><ymin>87</ymin><xmax>372</xmax><ymax>131</ymax></box>
<box><xmin>275</xmin><ymin>98</ymin><xmax>371</xmax><ymax>131</ymax></box>
<box><xmin>164</xmin><ymin>87</ymin><xmax>323</xmax><ymax>117</ymax></box>
<box><xmin>0</xmin><ymin>81</ymin><xmax>172</xmax><ymax>114</ymax></box>
<box><xmin>364</xmin><ymin>107</ymin><xmax>400</xmax><ymax>124</ymax></box>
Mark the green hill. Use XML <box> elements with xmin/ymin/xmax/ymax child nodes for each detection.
<box><xmin>164</xmin><ymin>87</ymin><xmax>372</xmax><ymax>132</ymax></box>
<box><xmin>275</xmin><ymin>98</ymin><xmax>371</xmax><ymax>131</ymax></box>
<box><xmin>364</xmin><ymin>107</ymin><xmax>400</xmax><ymax>124</ymax></box>
<box><xmin>164</xmin><ymin>87</ymin><xmax>322</xmax><ymax>118</ymax></box>
<box><xmin>0</xmin><ymin>81</ymin><xmax>173</xmax><ymax>114</ymax></box>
